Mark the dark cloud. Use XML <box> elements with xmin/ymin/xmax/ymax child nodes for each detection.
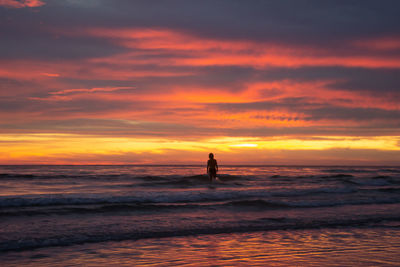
<box><xmin>211</xmin><ymin>97</ymin><xmax>315</xmax><ymax>112</ymax></box>
<box><xmin>46</xmin><ymin>65</ymin><xmax>400</xmax><ymax>97</ymax></box>
<box><xmin>212</xmin><ymin>97</ymin><xmax>400</xmax><ymax>123</ymax></box>
<box><xmin>131</xmin><ymin>66</ymin><xmax>256</xmax><ymax>93</ymax></box>
<box><xmin>1</xmin><ymin>0</ymin><xmax>400</xmax><ymax>60</ymax></box>
<box><xmin>46</xmin><ymin>0</ymin><xmax>400</xmax><ymax>43</ymax></box>
<box><xmin>53</xmin><ymin>66</ymin><xmax>258</xmax><ymax>95</ymax></box>
<box><xmin>0</xmin><ymin>96</ymin><xmax>135</xmax><ymax>115</ymax></box>
<box><xmin>1</xmin><ymin>117</ymin><xmax>399</xmax><ymax>139</ymax></box>
<box><xmin>0</xmin><ymin>29</ymin><xmax>127</xmax><ymax>60</ymax></box>
<box><xmin>0</xmin><ymin>118</ymin><xmax>213</xmax><ymax>138</ymax></box>
<box><xmin>326</xmin><ymin>69</ymin><xmax>400</xmax><ymax>94</ymax></box>
<box><xmin>250</xmin><ymin>66</ymin><xmax>400</xmax><ymax>94</ymax></box>
<box><xmin>0</xmin><ymin>78</ymin><xmax>41</xmax><ymax>96</ymax></box>
<box><xmin>307</xmin><ymin>106</ymin><xmax>400</xmax><ymax>121</ymax></box>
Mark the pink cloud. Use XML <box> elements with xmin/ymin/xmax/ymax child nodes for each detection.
<box><xmin>80</xmin><ymin>27</ymin><xmax>400</xmax><ymax>69</ymax></box>
<box><xmin>0</xmin><ymin>26</ymin><xmax>399</xmax><ymax>139</ymax></box>
<box><xmin>0</xmin><ymin>0</ymin><xmax>45</xmax><ymax>8</ymax></box>
<box><xmin>353</xmin><ymin>36</ymin><xmax>400</xmax><ymax>51</ymax></box>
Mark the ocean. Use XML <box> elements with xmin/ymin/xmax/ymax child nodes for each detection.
<box><xmin>1</xmin><ymin>165</ymin><xmax>399</xmax><ymax>266</ymax></box>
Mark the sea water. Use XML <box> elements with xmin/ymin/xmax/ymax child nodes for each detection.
<box><xmin>1</xmin><ymin>165</ymin><xmax>399</xmax><ymax>266</ymax></box>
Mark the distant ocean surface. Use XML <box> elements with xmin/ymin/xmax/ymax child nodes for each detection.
<box><xmin>1</xmin><ymin>165</ymin><xmax>400</xmax><ymax>266</ymax></box>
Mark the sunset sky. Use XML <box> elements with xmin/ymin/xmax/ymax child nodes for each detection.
<box><xmin>1</xmin><ymin>0</ymin><xmax>399</xmax><ymax>165</ymax></box>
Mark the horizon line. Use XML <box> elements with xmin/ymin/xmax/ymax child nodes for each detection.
<box><xmin>0</xmin><ymin>164</ymin><xmax>398</xmax><ymax>167</ymax></box>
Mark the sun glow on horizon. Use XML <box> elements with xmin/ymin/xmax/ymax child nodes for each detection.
<box><xmin>229</xmin><ymin>144</ymin><xmax>259</xmax><ymax>148</ymax></box>
<box><xmin>1</xmin><ymin>133</ymin><xmax>399</xmax><ymax>164</ymax></box>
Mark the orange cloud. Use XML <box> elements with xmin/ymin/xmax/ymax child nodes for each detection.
<box><xmin>40</xmin><ymin>73</ymin><xmax>60</xmax><ymax>77</ymax></box>
<box><xmin>1</xmin><ymin>27</ymin><xmax>399</xmax><ymax>139</ymax></box>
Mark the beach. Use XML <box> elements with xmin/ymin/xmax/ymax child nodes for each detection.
<box><xmin>2</xmin><ymin>228</ymin><xmax>400</xmax><ymax>266</ymax></box>
<box><xmin>1</xmin><ymin>165</ymin><xmax>399</xmax><ymax>266</ymax></box>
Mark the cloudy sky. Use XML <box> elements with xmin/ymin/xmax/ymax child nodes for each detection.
<box><xmin>1</xmin><ymin>0</ymin><xmax>399</xmax><ymax>164</ymax></box>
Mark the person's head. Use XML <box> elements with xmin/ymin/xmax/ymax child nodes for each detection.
<box><xmin>209</xmin><ymin>153</ymin><xmax>214</xmax><ymax>159</ymax></box>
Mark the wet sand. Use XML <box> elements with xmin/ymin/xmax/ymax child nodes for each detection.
<box><xmin>2</xmin><ymin>227</ymin><xmax>399</xmax><ymax>266</ymax></box>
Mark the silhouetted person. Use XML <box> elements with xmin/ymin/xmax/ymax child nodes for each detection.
<box><xmin>207</xmin><ymin>153</ymin><xmax>218</xmax><ymax>183</ymax></box>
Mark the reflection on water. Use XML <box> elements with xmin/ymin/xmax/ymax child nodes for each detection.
<box><xmin>2</xmin><ymin>227</ymin><xmax>399</xmax><ymax>266</ymax></box>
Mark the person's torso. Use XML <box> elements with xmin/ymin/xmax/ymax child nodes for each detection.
<box><xmin>208</xmin><ymin>159</ymin><xmax>217</xmax><ymax>169</ymax></box>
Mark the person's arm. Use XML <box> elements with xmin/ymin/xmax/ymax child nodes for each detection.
<box><xmin>216</xmin><ymin>160</ymin><xmax>218</xmax><ymax>172</ymax></box>
<box><xmin>207</xmin><ymin>160</ymin><xmax>209</xmax><ymax>173</ymax></box>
